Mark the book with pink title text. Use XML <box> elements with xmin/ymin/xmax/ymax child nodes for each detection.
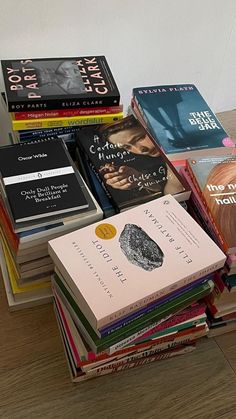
<box><xmin>48</xmin><ymin>194</ymin><xmax>226</xmax><ymax>330</ymax></box>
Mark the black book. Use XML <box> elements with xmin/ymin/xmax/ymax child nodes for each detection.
<box><xmin>0</xmin><ymin>138</ymin><xmax>89</xmax><ymax>223</ymax></box>
<box><xmin>1</xmin><ymin>56</ymin><xmax>120</xmax><ymax>111</ymax></box>
<box><xmin>76</xmin><ymin>115</ymin><xmax>191</xmax><ymax>212</ymax></box>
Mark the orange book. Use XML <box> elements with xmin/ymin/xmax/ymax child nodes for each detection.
<box><xmin>187</xmin><ymin>155</ymin><xmax>236</xmax><ymax>255</ymax></box>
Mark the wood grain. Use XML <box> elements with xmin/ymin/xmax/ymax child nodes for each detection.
<box><xmin>214</xmin><ymin>332</ymin><xmax>236</xmax><ymax>374</ymax></box>
<box><xmin>0</xmin><ymin>288</ymin><xmax>236</xmax><ymax>419</ymax></box>
<box><xmin>0</xmin><ymin>110</ymin><xmax>236</xmax><ymax>419</ymax></box>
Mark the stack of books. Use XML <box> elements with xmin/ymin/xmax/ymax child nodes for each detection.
<box><xmin>75</xmin><ymin>114</ymin><xmax>192</xmax><ymax>217</ymax></box>
<box><xmin>180</xmin><ymin>154</ymin><xmax>236</xmax><ymax>336</ymax></box>
<box><xmin>0</xmin><ymin>138</ymin><xmax>103</xmax><ymax>310</ymax></box>
<box><xmin>131</xmin><ymin>84</ymin><xmax>235</xmax><ymax>165</ymax></box>
<box><xmin>0</xmin><ymin>56</ymin><xmax>123</xmax><ymax>160</ymax></box>
<box><xmin>48</xmin><ymin>194</ymin><xmax>226</xmax><ymax>381</ymax></box>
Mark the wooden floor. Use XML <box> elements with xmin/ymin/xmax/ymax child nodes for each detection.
<box><xmin>0</xmin><ymin>111</ymin><xmax>236</xmax><ymax>419</ymax></box>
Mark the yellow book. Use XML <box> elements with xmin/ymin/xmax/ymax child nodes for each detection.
<box><xmin>0</xmin><ymin>233</ymin><xmax>51</xmax><ymax>298</ymax></box>
<box><xmin>12</xmin><ymin>112</ymin><xmax>124</xmax><ymax>131</ymax></box>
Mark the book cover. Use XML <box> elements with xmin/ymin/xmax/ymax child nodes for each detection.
<box><xmin>0</xmin><ymin>170</ymin><xmax>98</xmax><ymax>247</ymax></box>
<box><xmin>187</xmin><ymin>155</ymin><xmax>236</xmax><ymax>254</ymax></box>
<box><xmin>1</xmin><ymin>56</ymin><xmax>120</xmax><ymax>111</ymax></box>
<box><xmin>76</xmin><ymin>115</ymin><xmax>191</xmax><ymax>212</ymax></box>
<box><xmin>133</xmin><ymin>84</ymin><xmax>235</xmax><ymax>160</ymax></box>
<box><xmin>48</xmin><ymin>193</ymin><xmax>226</xmax><ymax>331</ymax></box>
<box><xmin>179</xmin><ymin>167</ymin><xmax>225</xmax><ymax>249</ymax></box>
<box><xmin>0</xmin><ymin>138</ymin><xmax>89</xmax><ymax>223</ymax></box>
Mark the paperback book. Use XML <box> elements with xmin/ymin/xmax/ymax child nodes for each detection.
<box><xmin>1</xmin><ymin>56</ymin><xmax>120</xmax><ymax>111</ymax></box>
<box><xmin>76</xmin><ymin>115</ymin><xmax>191</xmax><ymax>212</ymax></box>
<box><xmin>53</xmin><ymin>272</ymin><xmax>213</xmax><ymax>354</ymax></box>
<box><xmin>0</xmin><ymin>242</ymin><xmax>52</xmax><ymax>311</ymax></box>
<box><xmin>54</xmin><ymin>291</ymin><xmax>202</xmax><ymax>370</ymax></box>
<box><xmin>0</xmin><ymin>138</ymin><xmax>89</xmax><ymax>223</ymax></box>
<box><xmin>132</xmin><ymin>84</ymin><xmax>235</xmax><ymax>160</ymax></box>
<box><xmin>48</xmin><ymin>193</ymin><xmax>225</xmax><ymax>332</ymax></box>
<box><xmin>11</xmin><ymin>104</ymin><xmax>123</xmax><ymax>120</ymax></box>
<box><xmin>53</xmin><ymin>297</ymin><xmax>197</xmax><ymax>382</ymax></box>
<box><xmin>187</xmin><ymin>155</ymin><xmax>236</xmax><ymax>254</ymax></box>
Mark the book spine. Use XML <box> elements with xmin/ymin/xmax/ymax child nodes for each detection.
<box><xmin>7</xmin><ymin>94</ymin><xmax>121</xmax><ymax>112</ymax></box>
<box><xmin>12</xmin><ymin>105</ymin><xmax>123</xmax><ymax>120</ymax></box>
<box><xmin>99</xmin><ymin>261</ymin><xmax>224</xmax><ymax>329</ymax></box>
<box><xmin>75</xmin><ymin>345</ymin><xmax>196</xmax><ymax>381</ymax></box>
<box><xmin>186</xmin><ymin>162</ymin><xmax>228</xmax><ymax>253</ymax></box>
<box><xmin>133</xmin><ymin>96</ymin><xmax>149</xmax><ymax>127</ymax></box>
<box><xmin>131</xmin><ymin>305</ymin><xmax>206</xmax><ymax>343</ymax></box>
<box><xmin>108</xmin><ymin>320</ymin><xmax>206</xmax><ymax>355</ymax></box>
<box><xmin>136</xmin><ymin>317</ymin><xmax>206</xmax><ymax>344</ymax></box>
<box><xmin>0</xmin><ymin>199</ymin><xmax>19</xmax><ymax>251</ymax></box>
<box><xmin>54</xmin><ymin>293</ymin><xmax>82</xmax><ymax>365</ymax></box>
<box><xmin>53</xmin><ymin>269</ymin><xmax>213</xmax><ymax>355</ymax></box>
<box><xmin>78</xmin><ymin>309</ymin><xmax>206</xmax><ymax>367</ymax></box>
<box><xmin>82</xmin><ymin>343</ymin><xmax>196</xmax><ymax>373</ymax></box>
<box><xmin>84</xmin><ymin>344</ymin><xmax>197</xmax><ymax>378</ymax></box>
<box><xmin>131</xmin><ymin>98</ymin><xmax>148</xmax><ymax>126</ymax></box>
<box><xmin>108</xmin><ymin>316</ymin><xmax>173</xmax><ymax>354</ymax></box>
<box><xmin>19</xmin><ymin>126</ymin><xmax>79</xmax><ymax>138</ymax></box>
<box><xmin>99</xmin><ymin>278</ymin><xmax>209</xmax><ymax>337</ymax></box>
<box><xmin>12</xmin><ymin>113</ymin><xmax>123</xmax><ymax>131</ymax></box>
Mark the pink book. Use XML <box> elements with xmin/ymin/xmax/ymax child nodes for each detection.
<box><xmin>132</xmin><ymin>302</ymin><xmax>206</xmax><ymax>343</ymax></box>
<box><xmin>179</xmin><ymin>167</ymin><xmax>223</xmax><ymax>249</ymax></box>
<box><xmin>48</xmin><ymin>194</ymin><xmax>226</xmax><ymax>330</ymax></box>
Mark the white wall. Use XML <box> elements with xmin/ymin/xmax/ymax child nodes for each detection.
<box><xmin>0</xmin><ymin>0</ymin><xmax>236</xmax><ymax>143</ymax></box>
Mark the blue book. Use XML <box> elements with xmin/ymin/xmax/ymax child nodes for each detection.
<box><xmin>133</xmin><ymin>84</ymin><xmax>235</xmax><ymax>161</ymax></box>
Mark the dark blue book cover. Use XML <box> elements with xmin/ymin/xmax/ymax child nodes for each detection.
<box><xmin>133</xmin><ymin>84</ymin><xmax>234</xmax><ymax>159</ymax></box>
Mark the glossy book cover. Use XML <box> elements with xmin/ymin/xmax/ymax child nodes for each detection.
<box><xmin>1</xmin><ymin>56</ymin><xmax>120</xmax><ymax>111</ymax></box>
<box><xmin>76</xmin><ymin>115</ymin><xmax>190</xmax><ymax>211</ymax></box>
<box><xmin>133</xmin><ymin>84</ymin><xmax>234</xmax><ymax>157</ymax></box>
<box><xmin>0</xmin><ymin>139</ymin><xmax>88</xmax><ymax>223</ymax></box>
<box><xmin>48</xmin><ymin>194</ymin><xmax>226</xmax><ymax>329</ymax></box>
<box><xmin>187</xmin><ymin>155</ymin><xmax>236</xmax><ymax>254</ymax></box>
